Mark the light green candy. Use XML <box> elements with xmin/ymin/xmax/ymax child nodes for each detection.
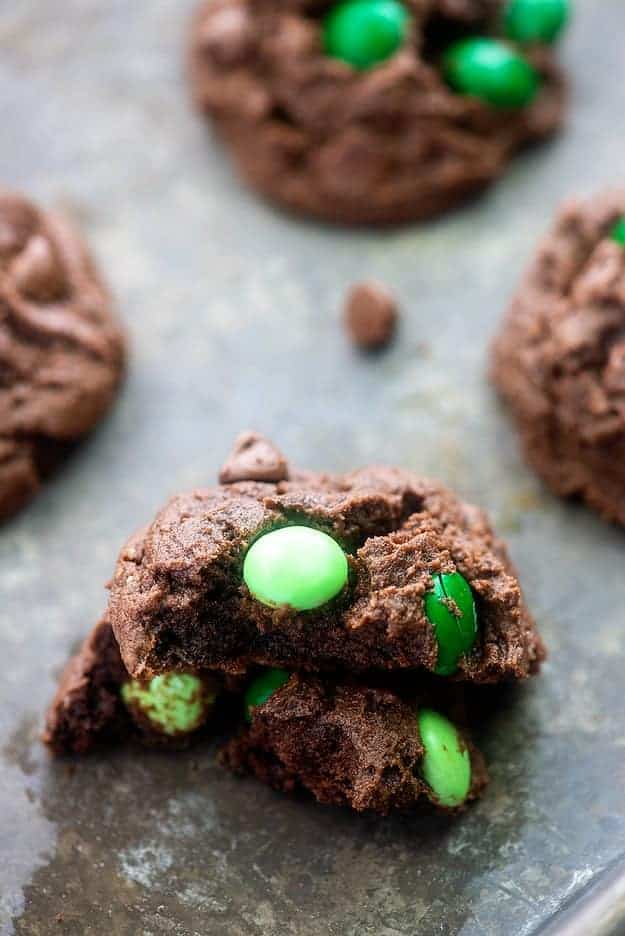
<box><xmin>243</xmin><ymin>526</ymin><xmax>349</xmax><ymax>611</ymax></box>
<box><xmin>418</xmin><ymin>707</ymin><xmax>472</xmax><ymax>807</ymax></box>
<box><xmin>121</xmin><ymin>673</ymin><xmax>213</xmax><ymax>736</ymax></box>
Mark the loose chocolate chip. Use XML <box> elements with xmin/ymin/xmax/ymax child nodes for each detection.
<box><xmin>344</xmin><ymin>280</ymin><xmax>398</xmax><ymax>350</ymax></box>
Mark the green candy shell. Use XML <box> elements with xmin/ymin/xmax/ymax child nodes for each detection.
<box><xmin>121</xmin><ymin>673</ymin><xmax>213</xmax><ymax>736</ymax></box>
<box><xmin>418</xmin><ymin>708</ymin><xmax>472</xmax><ymax>808</ymax></box>
<box><xmin>323</xmin><ymin>0</ymin><xmax>409</xmax><ymax>70</ymax></box>
<box><xmin>244</xmin><ymin>668</ymin><xmax>291</xmax><ymax>723</ymax></box>
<box><xmin>611</xmin><ymin>217</ymin><xmax>625</xmax><ymax>247</ymax></box>
<box><xmin>424</xmin><ymin>571</ymin><xmax>478</xmax><ymax>676</ymax></box>
<box><xmin>243</xmin><ymin>526</ymin><xmax>349</xmax><ymax>612</ymax></box>
<box><xmin>443</xmin><ymin>37</ymin><xmax>539</xmax><ymax>109</ymax></box>
<box><xmin>504</xmin><ymin>0</ymin><xmax>570</xmax><ymax>44</ymax></box>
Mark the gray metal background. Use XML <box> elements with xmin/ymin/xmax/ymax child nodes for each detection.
<box><xmin>1</xmin><ymin>0</ymin><xmax>624</xmax><ymax>933</ymax></box>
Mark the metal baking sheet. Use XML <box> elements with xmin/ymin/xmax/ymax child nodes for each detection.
<box><xmin>1</xmin><ymin>0</ymin><xmax>625</xmax><ymax>933</ymax></box>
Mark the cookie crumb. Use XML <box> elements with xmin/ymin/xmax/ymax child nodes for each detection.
<box><xmin>344</xmin><ymin>281</ymin><xmax>398</xmax><ymax>350</ymax></box>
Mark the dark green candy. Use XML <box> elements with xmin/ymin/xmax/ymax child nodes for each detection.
<box><xmin>323</xmin><ymin>0</ymin><xmax>409</xmax><ymax>70</ymax></box>
<box><xmin>443</xmin><ymin>37</ymin><xmax>539</xmax><ymax>108</ymax></box>
<box><xmin>504</xmin><ymin>0</ymin><xmax>570</xmax><ymax>44</ymax></box>
<box><xmin>611</xmin><ymin>217</ymin><xmax>625</xmax><ymax>247</ymax></box>
<box><xmin>244</xmin><ymin>668</ymin><xmax>291</xmax><ymax>723</ymax></box>
<box><xmin>425</xmin><ymin>571</ymin><xmax>477</xmax><ymax>676</ymax></box>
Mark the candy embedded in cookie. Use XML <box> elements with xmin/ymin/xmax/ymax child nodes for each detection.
<box><xmin>243</xmin><ymin>668</ymin><xmax>291</xmax><ymax>722</ymax></box>
<box><xmin>504</xmin><ymin>0</ymin><xmax>570</xmax><ymax>44</ymax></box>
<box><xmin>189</xmin><ymin>0</ymin><xmax>567</xmax><ymax>225</ymax></box>
<box><xmin>323</xmin><ymin>0</ymin><xmax>410</xmax><ymax>70</ymax></box>
<box><xmin>108</xmin><ymin>435</ymin><xmax>543</xmax><ymax>684</ymax></box>
<box><xmin>43</xmin><ymin>619</ymin><xmax>219</xmax><ymax>754</ymax></box>
<box><xmin>443</xmin><ymin>37</ymin><xmax>539</xmax><ymax>108</ymax></box>
<box><xmin>222</xmin><ymin>674</ymin><xmax>486</xmax><ymax>813</ymax></box>
<box><xmin>418</xmin><ymin>707</ymin><xmax>472</xmax><ymax>807</ymax></box>
<box><xmin>243</xmin><ymin>526</ymin><xmax>349</xmax><ymax>611</ymax></box>
<box><xmin>121</xmin><ymin>673</ymin><xmax>216</xmax><ymax>737</ymax></box>
<box><xmin>611</xmin><ymin>216</ymin><xmax>625</xmax><ymax>247</ymax></box>
<box><xmin>45</xmin><ymin>626</ymin><xmax>488</xmax><ymax>813</ymax></box>
<box><xmin>425</xmin><ymin>572</ymin><xmax>478</xmax><ymax>676</ymax></box>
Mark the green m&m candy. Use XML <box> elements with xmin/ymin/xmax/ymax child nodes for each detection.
<box><xmin>323</xmin><ymin>0</ymin><xmax>409</xmax><ymax>70</ymax></box>
<box><xmin>418</xmin><ymin>707</ymin><xmax>472</xmax><ymax>807</ymax></box>
<box><xmin>443</xmin><ymin>37</ymin><xmax>539</xmax><ymax>108</ymax></box>
<box><xmin>611</xmin><ymin>217</ymin><xmax>625</xmax><ymax>247</ymax></box>
<box><xmin>425</xmin><ymin>571</ymin><xmax>477</xmax><ymax>676</ymax></box>
<box><xmin>244</xmin><ymin>668</ymin><xmax>291</xmax><ymax>723</ymax></box>
<box><xmin>121</xmin><ymin>673</ymin><xmax>214</xmax><ymax>736</ymax></box>
<box><xmin>243</xmin><ymin>526</ymin><xmax>349</xmax><ymax>611</ymax></box>
<box><xmin>504</xmin><ymin>0</ymin><xmax>570</xmax><ymax>44</ymax></box>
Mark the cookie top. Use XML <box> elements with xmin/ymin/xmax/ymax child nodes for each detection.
<box><xmin>491</xmin><ymin>190</ymin><xmax>625</xmax><ymax>525</ymax></box>
<box><xmin>189</xmin><ymin>0</ymin><xmax>565</xmax><ymax>224</ymax></box>
<box><xmin>0</xmin><ymin>191</ymin><xmax>125</xmax><ymax>520</ymax></box>
<box><xmin>108</xmin><ymin>436</ymin><xmax>542</xmax><ymax>683</ymax></box>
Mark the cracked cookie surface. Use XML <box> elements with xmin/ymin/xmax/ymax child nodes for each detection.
<box><xmin>0</xmin><ymin>191</ymin><xmax>125</xmax><ymax>521</ymax></box>
<box><xmin>491</xmin><ymin>190</ymin><xmax>625</xmax><ymax>526</ymax></box>
<box><xmin>189</xmin><ymin>0</ymin><xmax>565</xmax><ymax>225</ymax></box>
<box><xmin>108</xmin><ymin>437</ymin><xmax>543</xmax><ymax>683</ymax></box>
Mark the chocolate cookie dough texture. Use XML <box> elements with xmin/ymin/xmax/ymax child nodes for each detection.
<box><xmin>189</xmin><ymin>0</ymin><xmax>568</xmax><ymax>225</ymax></box>
<box><xmin>44</xmin><ymin>617</ymin><xmax>221</xmax><ymax>755</ymax></box>
<box><xmin>45</xmin><ymin>620</ymin><xmax>485</xmax><ymax>812</ymax></box>
<box><xmin>46</xmin><ymin>435</ymin><xmax>542</xmax><ymax>813</ymax></box>
<box><xmin>0</xmin><ymin>191</ymin><xmax>125</xmax><ymax>521</ymax></box>
<box><xmin>491</xmin><ymin>190</ymin><xmax>625</xmax><ymax>526</ymax></box>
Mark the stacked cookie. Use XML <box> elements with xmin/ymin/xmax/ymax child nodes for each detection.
<box><xmin>46</xmin><ymin>433</ymin><xmax>543</xmax><ymax>814</ymax></box>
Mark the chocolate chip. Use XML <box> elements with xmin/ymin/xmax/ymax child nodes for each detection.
<box><xmin>10</xmin><ymin>234</ymin><xmax>68</xmax><ymax>302</ymax></box>
<box><xmin>344</xmin><ymin>280</ymin><xmax>398</xmax><ymax>350</ymax></box>
<box><xmin>219</xmin><ymin>431</ymin><xmax>290</xmax><ymax>484</ymax></box>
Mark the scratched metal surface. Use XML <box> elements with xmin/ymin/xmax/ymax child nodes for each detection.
<box><xmin>1</xmin><ymin>0</ymin><xmax>625</xmax><ymax>933</ymax></box>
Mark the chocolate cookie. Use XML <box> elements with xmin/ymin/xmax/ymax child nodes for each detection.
<box><xmin>491</xmin><ymin>190</ymin><xmax>625</xmax><ymax>526</ymax></box>
<box><xmin>45</xmin><ymin>620</ymin><xmax>486</xmax><ymax>813</ymax></box>
<box><xmin>108</xmin><ymin>435</ymin><xmax>543</xmax><ymax>683</ymax></box>
<box><xmin>222</xmin><ymin>673</ymin><xmax>487</xmax><ymax>813</ymax></box>
<box><xmin>43</xmin><ymin>617</ymin><xmax>220</xmax><ymax>754</ymax></box>
<box><xmin>189</xmin><ymin>0</ymin><xmax>566</xmax><ymax>225</ymax></box>
<box><xmin>0</xmin><ymin>191</ymin><xmax>125</xmax><ymax>521</ymax></box>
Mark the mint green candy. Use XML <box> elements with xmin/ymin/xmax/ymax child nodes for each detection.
<box><xmin>611</xmin><ymin>217</ymin><xmax>625</xmax><ymax>247</ymax></box>
<box><xmin>244</xmin><ymin>668</ymin><xmax>291</xmax><ymax>723</ymax></box>
<box><xmin>443</xmin><ymin>37</ymin><xmax>539</xmax><ymax>109</ymax></box>
<box><xmin>121</xmin><ymin>673</ymin><xmax>213</xmax><ymax>736</ymax></box>
<box><xmin>243</xmin><ymin>526</ymin><xmax>349</xmax><ymax>611</ymax></box>
<box><xmin>424</xmin><ymin>571</ymin><xmax>478</xmax><ymax>676</ymax></box>
<box><xmin>504</xmin><ymin>0</ymin><xmax>570</xmax><ymax>44</ymax></box>
<box><xmin>323</xmin><ymin>0</ymin><xmax>409</xmax><ymax>70</ymax></box>
<box><xmin>418</xmin><ymin>708</ymin><xmax>472</xmax><ymax>807</ymax></box>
